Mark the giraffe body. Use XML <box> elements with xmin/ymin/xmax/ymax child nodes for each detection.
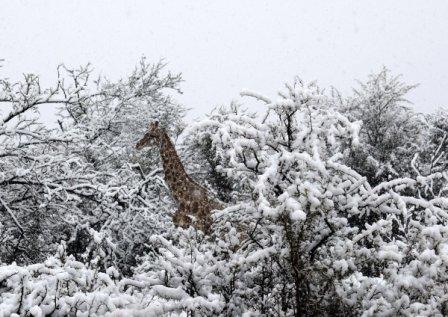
<box><xmin>136</xmin><ymin>121</ymin><xmax>221</xmax><ymax>233</ymax></box>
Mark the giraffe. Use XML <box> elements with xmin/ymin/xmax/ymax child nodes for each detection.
<box><xmin>135</xmin><ymin>121</ymin><xmax>221</xmax><ymax>233</ymax></box>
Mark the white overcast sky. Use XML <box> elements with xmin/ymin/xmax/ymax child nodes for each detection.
<box><xmin>1</xmin><ymin>1</ymin><xmax>447</xmax><ymax>122</ymax></box>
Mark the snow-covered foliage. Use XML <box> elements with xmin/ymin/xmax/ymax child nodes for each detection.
<box><xmin>342</xmin><ymin>68</ymin><xmax>423</xmax><ymax>185</ymax></box>
<box><xmin>0</xmin><ymin>242</ymin><xmax>143</xmax><ymax>316</ymax></box>
<box><xmin>1</xmin><ymin>62</ymin><xmax>448</xmax><ymax>316</ymax></box>
<box><xmin>417</xmin><ymin>108</ymin><xmax>448</xmax><ymax>177</ymax></box>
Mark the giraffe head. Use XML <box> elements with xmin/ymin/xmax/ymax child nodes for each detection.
<box><xmin>135</xmin><ymin>121</ymin><xmax>163</xmax><ymax>150</ymax></box>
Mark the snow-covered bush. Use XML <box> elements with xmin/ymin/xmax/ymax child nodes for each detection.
<box><xmin>182</xmin><ymin>79</ymin><xmax>361</xmax><ymax>316</ymax></box>
<box><xmin>0</xmin><ymin>237</ymin><xmax>223</xmax><ymax>317</ymax></box>
<box><xmin>0</xmin><ymin>242</ymin><xmax>144</xmax><ymax>316</ymax></box>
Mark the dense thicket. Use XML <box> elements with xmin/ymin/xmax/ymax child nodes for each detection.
<box><xmin>1</xmin><ymin>61</ymin><xmax>447</xmax><ymax>316</ymax></box>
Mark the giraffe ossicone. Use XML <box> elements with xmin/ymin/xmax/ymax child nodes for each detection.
<box><xmin>136</xmin><ymin>121</ymin><xmax>222</xmax><ymax>233</ymax></box>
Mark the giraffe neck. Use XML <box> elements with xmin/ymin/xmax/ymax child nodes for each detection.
<box><xmin>158</xmin><ymin>131</ymin><xmax>190</xmax><ymax>198</ymax></box>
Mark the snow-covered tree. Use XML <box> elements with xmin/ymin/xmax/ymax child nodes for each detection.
<box><xmin>342</xmin><ymin>68</ymin><xmax>423</xmax><ymax>185</ymax></box>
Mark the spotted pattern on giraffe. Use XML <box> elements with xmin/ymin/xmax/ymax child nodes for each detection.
<box><xmin>136</xmin><ymin>121</ymin><xmax>222</xmax><ymax>233</ymax></box>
